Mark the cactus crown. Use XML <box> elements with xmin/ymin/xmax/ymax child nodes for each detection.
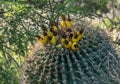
<box><xmin>25</xmin><ymin>16</ymin><xmax>120</xmax><ymax>84</ymax></box>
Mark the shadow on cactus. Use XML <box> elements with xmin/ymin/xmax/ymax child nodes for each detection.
<box><xmin>25</xmin><ymin>19</ymin><xmax>120</xmax><ymax>84</ymax></box>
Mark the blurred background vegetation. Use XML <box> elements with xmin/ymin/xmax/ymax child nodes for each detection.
<box><xmin>0</xmin><ymin>0</ymin><xmax>119</xmax><ymax>84</ymax></box>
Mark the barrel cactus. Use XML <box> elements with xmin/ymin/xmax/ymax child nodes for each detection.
<box><xmin>25</xmin><ymin>20</ymin><xmax>120</xmax><ymax>84</ymax></box>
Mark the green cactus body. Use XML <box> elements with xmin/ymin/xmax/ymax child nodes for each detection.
<box><xmin>25</xmin><ymin>27</ymin><xmax>120</xmax><ymax>84</ymax></box>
